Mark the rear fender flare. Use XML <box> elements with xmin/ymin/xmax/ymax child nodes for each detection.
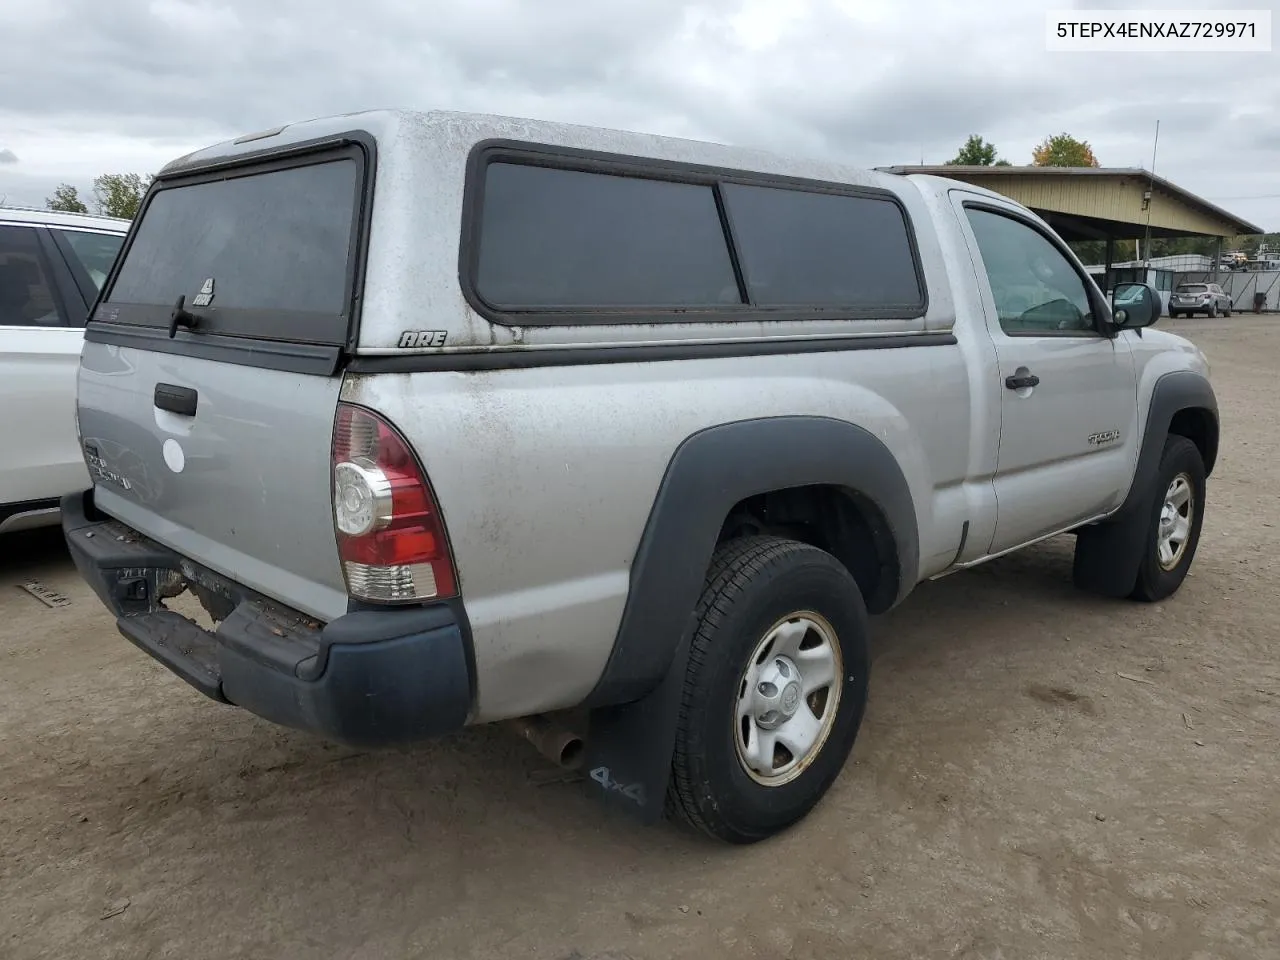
<box><xmin>586</xmin><ymin>415</ymin><xmax>919</xmax><ymax>709</ymax></box>
<box><xmin>580</xmin><ymin>415</ymin><xmax>919</xmax><ymax>822</ymax></box>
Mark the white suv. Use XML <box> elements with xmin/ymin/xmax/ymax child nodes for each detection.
<box><xmin>0</xmin><ymin>206</ymin><xmax>127</xmax><ymax>533</ymax></box>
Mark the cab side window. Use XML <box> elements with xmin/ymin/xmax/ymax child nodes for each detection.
<box><xmin>964</xmin><ymin>208</ymin><xmax>1095</xmax><ymax>336</ymax></box>
<box><xmin>0</xmin><ymin>226</ymin><xmax>62</xmax><ymax>327</ymax></box>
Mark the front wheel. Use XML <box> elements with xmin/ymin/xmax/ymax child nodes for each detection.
<box><xmin>1130</xmin><ymin>436</ymin><xmax>1206</xmax><ymax>602</ymax></box>
<box><xmin>666</xmin><ymin>536</ymin><xmax>870</xmax><ymax>844</ymax></box>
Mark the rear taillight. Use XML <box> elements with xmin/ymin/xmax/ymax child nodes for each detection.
<box><xmin>331</xmin><ymin>403</ymin><xmax>458</xmax><ymax>603</ymax></box>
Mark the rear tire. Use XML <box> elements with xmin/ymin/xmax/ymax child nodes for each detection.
<box><xmin>1208</xmin><ymin>303</ymin><xmax>1218</xmax><ymax>318</ymax></box>
<box><xmin>1129</xmin><ymin>436</ymin><xmax>1206</xmax><ymax>602</ymax></box>
<box><xmin>666</xmin><ymin>536</ymin><xmax>870</xmax><ymax>844</ymax></box>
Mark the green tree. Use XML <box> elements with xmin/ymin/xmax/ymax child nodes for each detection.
<box><xmin>1068</xmin><ymin>239</ymin><xmax>1144</xmax><ymax>266</ymax></box>
<box><xmin>47</xmin><ymin>183</ymin><xmax>89</xmax><ymax>214</ymax></box>
<box><xmin>1146</xmin><ymin>236</ymin><xmax>1220</xmax><ymax>259</ymax></box>
<box><xmin>1032</xmin><ymin>133</ymin><xmax>1100</xmax><ymax>167</ymax></box>
<box><xmin>945</xmin><ymin>134</ymin><xmax>1011</xmax><ymax>166</ymax></box>
<box><xmin>1068</xmin><ymin>240</ymin><xmax>1106</xmax><ymax>265</ymax></box>
<box><xmin>93</xmin><ymin>172</ymin><xmax>152</xmax><ymax>219</ymax></box>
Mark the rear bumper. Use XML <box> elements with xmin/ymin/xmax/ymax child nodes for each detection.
<box><xmin>61</xmin><ymin>490</ymin><xmax>473</xmax><ymax>747</ymax></box>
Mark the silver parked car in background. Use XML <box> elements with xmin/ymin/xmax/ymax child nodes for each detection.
<box><xmin>0</xmin><ymin>206</ymin><xmax>127</xmax><ymax>534</ymax></box>
<box><xmin>1169</xmin><ymin>282</ymin><xmax>1232</xmax><ymax>318</ymax></box>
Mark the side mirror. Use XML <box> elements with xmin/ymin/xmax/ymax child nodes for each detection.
<box><xmin>1111</xmin><ymin>282</ymin><xmax>1159</xmax><ymax>330</ymax></box>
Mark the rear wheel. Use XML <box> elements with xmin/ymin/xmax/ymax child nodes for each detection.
<box><xmin>666</xmin><ymin>536</ymin><xmax>870</xmax><ymax>844</ymax></box>
<box><xmin>1208</xmin><ymin>303</ymin><xmax>1218</xmax><ymax>318</ymax></box>
<box><xmin>1130</xmin><ymin>436</ymin><xmax>1206</xmax><ymax>602</ymax></box>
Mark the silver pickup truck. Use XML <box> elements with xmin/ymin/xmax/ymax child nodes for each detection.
<box><xmin>63</xmin><ymin>110</ymin><xmax>1217</xmax><ymax>844</ymax></box>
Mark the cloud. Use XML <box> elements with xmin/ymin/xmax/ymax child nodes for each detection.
<box><xmin>0</xmin><ymin>149</ymin><xmax>17</xmax><ymax>164</ymax></box>
<box><xmin>0</xmin><ymin>0</ymin><xmax>1276</xmax><ymax>228</ymax></box>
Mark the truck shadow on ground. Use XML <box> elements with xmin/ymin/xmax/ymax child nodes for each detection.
<box><xmin>0</xmin><ymin>526</ymin><xmax>71</xmax><ymax>575</ymax></box>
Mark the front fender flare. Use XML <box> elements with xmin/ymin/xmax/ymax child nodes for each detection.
<box><xmin>1074</xmin><ymin>369</ymin><xmax>1218</xmax><ymax>599</ymax></box>
<box><xmin>1119</xmin><ymin>369</ymin><xmax>1218</xmax><ymax>517</ymax></box>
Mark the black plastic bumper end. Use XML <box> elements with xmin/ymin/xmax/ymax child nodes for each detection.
<box><xmin>61</xmin><ymin>490</ymin><xmax>473</xmax><ymax>747</ymax></box>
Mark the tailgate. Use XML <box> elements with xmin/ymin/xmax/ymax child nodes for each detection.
<box><xmin>77</xmin><ymin>345</ymin><xmax>347</xmax><ymax>620</ymax></box>
<box><xmin>75</xmin><ymin>139</ymin><xmax>373</xmax><ymax>622</ymax></box>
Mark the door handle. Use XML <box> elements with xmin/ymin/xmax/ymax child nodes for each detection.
<box><xmin>154</xmin><ymin>383</ymin><xmax>198</xmax><ymax>416</ymax></box>
<box><xmin>1005</xmin><ymin>373</ymin><xmax>1040</xmax><ymax>390</ymax></box>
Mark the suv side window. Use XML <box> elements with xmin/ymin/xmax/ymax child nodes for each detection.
<box><xmin>0</xmin><ymin>225</ymin><xmax>63</xmax><ymax>327</ymax></box>
<box><xmin>964</xmin><ymin>207</ymin><xmax>1096</xmax><ymax>336</ymax></box>
<box><xmin>52</xmin><ymin>229</ymin><xmax>124</xmax><ymax>294</ymax></box>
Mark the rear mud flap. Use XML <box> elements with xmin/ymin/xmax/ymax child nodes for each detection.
<box><xmin>582</xmin><ymin>630</ymin><xmax>694</xmax><ymax>825</ymax></box>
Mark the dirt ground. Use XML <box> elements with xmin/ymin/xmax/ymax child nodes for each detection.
<box><xmin>2</xmin><ymin>316</ymin><xmax>1278</xmax><ymax>960</ymax></box>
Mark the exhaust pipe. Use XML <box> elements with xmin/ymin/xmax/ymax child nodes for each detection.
<box><xmin>510</xmin><ymin>714</ymin><xmax>585</xmax><ymax>770</ymax></box>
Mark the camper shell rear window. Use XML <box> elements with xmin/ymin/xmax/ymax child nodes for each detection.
<box><xmin>96</xmin><ymin>142</ymin><xmax>369</xmax><ymax>347</ymax></box>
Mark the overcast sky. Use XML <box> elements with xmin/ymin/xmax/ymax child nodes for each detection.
<box><xmin>2</xmin><ymin>0</ymin><xmax>1277</xmax><ymax>231</ymax></box>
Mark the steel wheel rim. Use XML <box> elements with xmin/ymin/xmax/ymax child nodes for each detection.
<box><xmin>1157</xmin><ymin>472</ymin><xmax>1194</xmax><ymax>571</ymax></box>
<box><xmin>733</xmin><ymin>611</ymin><xmax>844</xmax><ymax>787</ymax></box>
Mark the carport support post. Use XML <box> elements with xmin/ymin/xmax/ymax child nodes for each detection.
<box><xmin>1213</xmin><ymin>236</ymin><xmax>1222</xmax><ymax>284</ymax></box>
<box><xmin>1104</xmin><ymin>237</ymin><xmax>1115</xmax><ymax>294</ymax></box>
